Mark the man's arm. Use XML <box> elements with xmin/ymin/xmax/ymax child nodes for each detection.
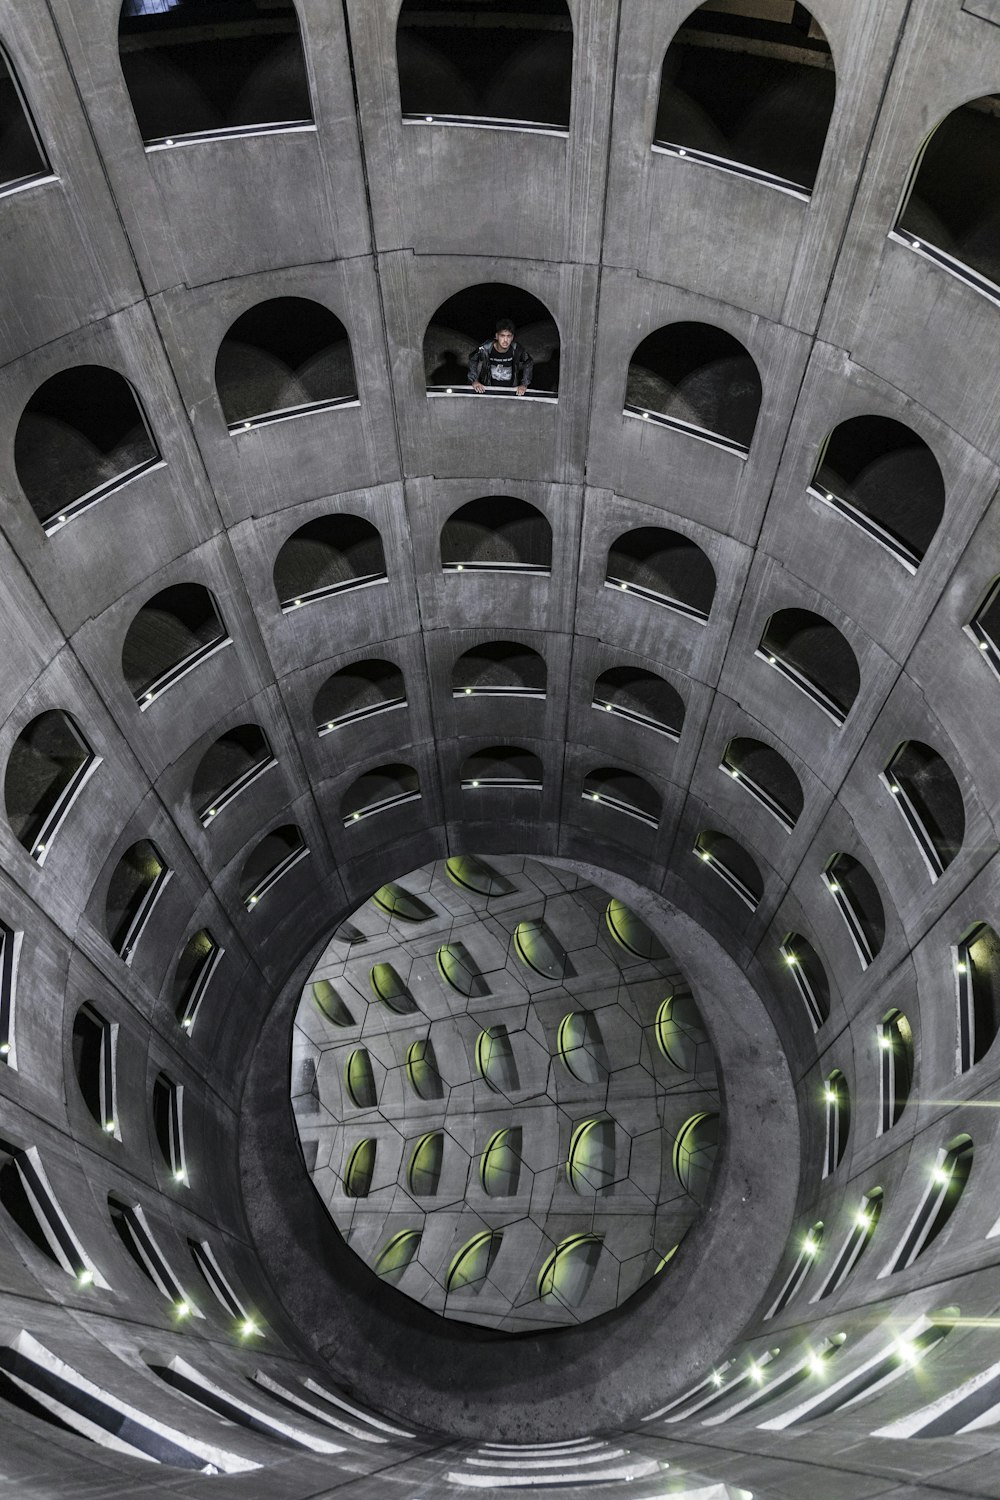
<box><xmin>468</xmin><ymin>343</ymin><xmax>486</xmax><ymax>393</ymax></box>
<box><xmin>516</xmin><ymin>343</ymin><xmax>533</xmax><ymax>396</ymax></box>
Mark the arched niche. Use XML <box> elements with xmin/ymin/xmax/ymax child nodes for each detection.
<box><xmin>15</xmin><ymin>366</ymin><xmax>159</xmax><ymax>534</ymax></box>
<box><xmin>397</xmin><ymin>0</ymin><xmax>572</xmax><ymax>134</ymax></box>
<box><xmin>424</xmin><ymin>284</ymin><xmax>560</xmax><ymax>395</ymax></box>
<box><xmin>118</xmin><ymin>0</ymin><xmax>312</xmax><ymax>146</ymax></box>
<box><xmin>655</xmin><ymin>1</ymin><xmax>835</xmax><ymax>195</ymax></box>
<box><xmin>625</xmin><ymin>322</ymin><xmax>762</xmax><ymax>453</ymax></box>
<box><xmin>896</xmin><ymin>93</ymin><xmax>1000</xmax><ymax>300</ymax></box>
<box><xmin>215</xmin><ymin>298</ymin><xmax>356</xmax><ymax>430</ymax></box>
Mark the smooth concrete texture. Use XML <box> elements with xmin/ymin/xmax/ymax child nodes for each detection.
<box><xmin>1</xmin><ymin>0</ymin><xmax>1000</xmax><ymax>1495</ymax></box>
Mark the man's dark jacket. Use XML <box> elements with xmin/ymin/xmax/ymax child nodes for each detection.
<box><xmin>467</xmin><ymin>339</ymin><xmax>534</xmax><ymax>389</ymax></box>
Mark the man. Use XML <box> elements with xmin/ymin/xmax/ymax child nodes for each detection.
<box><xmin>468</xmin><ymin>318</ymin><xmax>533</xmax><ymax>396</ymax></box>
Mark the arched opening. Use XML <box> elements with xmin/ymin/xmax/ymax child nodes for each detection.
<box><xmin>887</xmin><ymin>1136</ymin><xmax>973</xmax><ymax>1272</ymax></box>
<box><xmin>407</xmin><ymin>1131</ymin><xmax>444</xmax><ymax>1197</ymax></box>
<box><xmin>0</xmin><ymin>920</ymin><xmax>20</xmax><ymax>1067</ymax></box>
<box><xmin>537</xmin><ymin>1234</ymin><xmax>602</xmax><ymax>1310</ymax></box>
<box><xmin>759</xmin><ymin>607</ymin><xmax>860</xmax><ymax>724</ymax></box>
<box><xmin>343</xmin><ymin>1139</ymin><xmax>376</xmax><ymax>1199</ymax></box>
<box><xmin>441</xmin><ymin>496</ymin><xmax>552</xmax><ymax>573</ymax></box>
<box><xmin>605</xmin><ymin>527</ymin><xmax>716</xmax><ymax>620</ymax></box>
<box><xmin>655</xmin><ymin>991</ymin><xmax>710</xmax><ymax>1073</ymax></box>
<box><xmin>446</xmin><ymin>854</ymin><xmax>516</xmax><ymax>897</ymax></box>
<box><xmin>171</xmin><ymin>929</ymin><xmax>223</xmax><ymax>1036</ymax></box>
<box><xmin>566</xmin><ymin>1119</ymin><xmax>616</xmax><ymax>1194</ymax></box>
<box><xmin>71</xmin><ymin>1004</ymin><xmax>117</xmax><ymax>1136</ymax></box>
<box><xmin>273</xmin><ymin>515</ymin><xmax>387</xmax><ymax>613</ymax></box>
<box><xmin>452</xmin><ymin>642</ymin><xmax>546</xmax><ymax>700</ymax></box>
<box><xmin>810</xmin><ymin>416</ymin><xmax>945</xmax><ymax>569</ymax></box>
<box><xmin>695</xmin><ymin>829</ymin><xmax>764</xmax><ymax>909</ymax></box>
<box><xmin>151</xmin><ymin>1072</ymin><xmax>186</xmax><ymax>1184</ymax></box>
<box><xmin>4</xmin><ymin>710</ymin><xmax>98</xmax><ymax>863</ymax></box>
<box><xmin>625</xmin><ymin>322</ymin><xmax>762</xmax><ymax>453</ymax></box>
<box><xmin>369</xmin><ymin>962</ymin><xmax>419</xmax><ymax>1015</ymax></box>
<box><xmin>446</xmin><ymin>1230</ymin><xmax>502</xmax><ymax>1295</ymax></box>
<box><xmin>437</xmin><ymin>942</ymin><xmax>489</xmax><ymax>997</ymax></box>
<box><xmin>593</xmin><ymin>666</ymin><xmax>684</xmax><ymax>740</ymax></box>
<box><xmin>824</xmin><ymin>854</ymin><xmax>885</xmax><ymax>968</ymax></box>
<box><xmin>0</xmin><ymin>44</ymin><xmax>51</xmax><ymax>191</ymax></box>
<box><xmin>314</xmin><ymin>659</ymin><xmax>406</xmax><ymax>735</ymax></box>
<box><xmin>345</xmin><ymin>1049</ymin><xmax>377</xmax><ymax>1110</ymax></box>
<box><xmin>514</xmin><ymin>919</ymin><xmax>568</xmax><ymax>981</ymax></box>
<box><xmin>476</xmin><ymin>1024</ymin><xmax>519</xmax><ymax>1094</ymax></box>
<box><xmin>883</xmin><ymin>741</ymin><xmax>966</xmax><ymax>879</ymax></box>
<box><xmin>583</xmin><ymin>767</ymin><xmax>661</xmax><ymax>827</ymax></box>
<box><xmin>955</xmin><ymin>923</ymin><xmax>1000</xmax><ymax>1072</ymax></box>
<box><xmin>655</xmin><ymin>2</ymin><xmax>835</xmax><ymax>196</ymax></box>
<box><xmin>0</xmin><ymin>1141</ymin><xmax>100</xmax><ymax>1283</ymax></box>
<box><xmin>779</xmin><ymin>932</ymin><xmax>831</xmax><ymax>1030</ymax></box>
<box><xmin>968</xmin><ymin>574</ymin><xmax>1000</xmax><ymax>676</ymax></box>
<box><xmin>822</xmin><ymin>1070</ymin><xmax>850</xmax><ymax>1175</ymax></box>
<box><xmin>460</xmin><ymin>745</ymin><xmax>543</xmax><ymax>790</ymax></box>
<box><xmin>108</xmin><ymin>1193</ymin><xmax>198</xmax><ymax>1313</ymax></box>
<box><xmin>312</xmin><ymin>980</ymin><xmax>354</xmax><ymax>1029</ymax></box>
<box><xmin>239</xmin><ymin>824</ymin><xmax>308</xmax><ymax>910</ymax></box>
<box><xmin>896</xmin><ymin>94</ymin><xmax>1000</xmax><ymax>300</ymax></box>
<box><xmin>721</xmin><ymin>736</ymin><xmax>803</xmax><ymax>830</ymax></box>
<box><xmin>15</xmin><ymin>366</ymin><xmax>159</xmax><ymax>534</ymax></box>
<box><xmin>105</xmin><ymin>839</ymin><xmax>171</xmax><ymax>964</ymax></box>
<box><xmin>605</xmin><ymin>899</ymin><xmax>667</xmax><ymax>961</ymax></box>
<box><xmin>122</xmin><ymin>583</ymin><xmax>230</xmax><ymax>708</ymax></box>
<box><xmin>673</xmin><ymin>1112</ymin><xmax>720</xmax><ymax>1203</ymax></box>
<box><xmin>118</xmin><ymin>0</ymin><xmax>312</xmax><ymax>146</ymax></box>
<box><xmin>480</xmin><ymin>1126</ymin><xmax>522</xmax><ymax>1197</ymax></box>
<box><xmin>557</xmin><ymin>1011</ymin><xmax>610</xmax><ymax>1085</ymax></box>
<box><xmin>878</xmin><ymin>1010</ymin><xmax>914</xmax><ymax>1134</ymax></box>
<box><xmin>373</xmin><ymin>1228</ymin><xmax>420</xmax><ymax>1283</ymax></box>
<box><xmin>191</xmin><ymin>723</ymin><xmax>275</xmax><ymax>826</ymax></box>
<box><xmin>766</xmin><ymin>1220</ymin><xmax>824</xmax><ymax>1317</ymax></box>
<box><xmin>215</xmin><ymin>298</ymin><xmax>356</xmax><ymax>430</ymax></box>
<box><xmin>396</xmin><ymin>0</ymin><xmax>572</xmax><ymax>134</ymax></box>
<box><xmin>424</xmin><ymin>284</ymin><xmax>559</xmax><ymax>396</ymax></box>
<box><xmin>371</xmin><ymin>883</ymin><xmax>433</xmax><ymax>922</ymax></box>
<box><xmin>815</xmin><ymin>1189</ymin><xmax>883</xmax><ymax>1301</ymax></box>
<box><xmin>341</xmin><ymin>763</ymin><xmax>420</xmax><ymax>825</ymax></box>
<box><xmin>406</xmin><ymin>1039</ymin><xmax>443</xmax><ymax>1101</ymax></box>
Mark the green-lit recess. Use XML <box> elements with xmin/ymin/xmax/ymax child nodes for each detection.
<box><xmin>537</xmin><ymin>1234</ymin><xmax>603</xmax><ymax>1309</ymax></box>
<box><xmin>605</xmin><ymin>898</ymin><xmax>667</xmax><ymax>961</ymax></box>
<box><xmin>476</xmin><ymin>1025</ymin><xmax>519</xmax><ymax>1093</ymax></box>
<box><xmin>557</xmin><ymin>1010</ymin><xmax>609</xmax><ymax>1084</ymax></box>
<box><xmin>371</xmin><ymin>882</ymin><xmax>435</xmax><ymax>922</ymax></box>
<box><xmin>655</xmin><ymin>991</ymin><xmax>708</xmax><ymax>1072</ymax></box>
<box><xmin>655</xmin><ymin>1244</ymin><xmax>680</xmax><ymax>1274</ymax></box>
<box><xmin>369</xmin><ymin>962</ymin><xmax>419</xmax><ymax>1014</ymax></box>
<box><xmin>673</xmin><ymin>1111</ymin><xmax>720</xmax><ymax>1204</ymax></box>
<box><xmin>437</xmin><ymin>941</ymin><xmax>489</xmax><ymax>998</ymax></box>
<box><xmin>405</xmin><ymin>1038</ymin><xmax>443</xmax><ymax>1100</ymax></box>
<box><xmin>566</xmin><ymin>1118</ymin><xmax>616</xmax><ymax>1193</ymax></box>
<box><xmin>374</xmin><ymin>1228</ymin><xmax>421</xmax><ymax>1284</ymax></box>
<box><xmin>311</xmin><ymin>978</ymin><xmax>354</xmax><ymax>1027</ymax></box>
<box><xmin>514</xmin><ymin>919</ymin><xmax>568</xmax><ymax>981</ymax></box>
<box><xmin>446</xmin><ymin>855</ymin><xmax>515</xmax><ymax>897</ymax></box>
<box><xmin>345</xmin><ymin>1048</ymin><xmax>377</xmax><ymax>1108</ymax></box>
<box><xmin>343</xmin><ymin>1138</ymin><xmax>376</xmax><ymax>1198</ymax></box>
<box><xmin>480</xmin><ymin>1126</ymin><xmax>522</xmax><ymax>1197</ymax></box>
<box><xmin>446</xmin><ymin>1230</ymin><xmax>502</xmax><ymax>1294</ymax></box>
<box><xmin>407</xmin><ymin>1131</ymin><xmax>444</xmax><ymax>1196</ymax></box>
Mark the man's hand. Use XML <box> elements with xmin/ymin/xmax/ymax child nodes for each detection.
<box><xmin>472</xmin><ymin>381</ymin><xmax>486</xmax><ymax>393</ymax></box>
<box><xmin>516</xmin><ymin>384</ymin><xmax>526</xmax><ymax>396</ymax></box>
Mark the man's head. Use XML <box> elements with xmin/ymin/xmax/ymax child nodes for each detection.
<box><xmin>494</xmin><ymin>317</ymin><xmax>515</xmax><ymax>351</ymax></box>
